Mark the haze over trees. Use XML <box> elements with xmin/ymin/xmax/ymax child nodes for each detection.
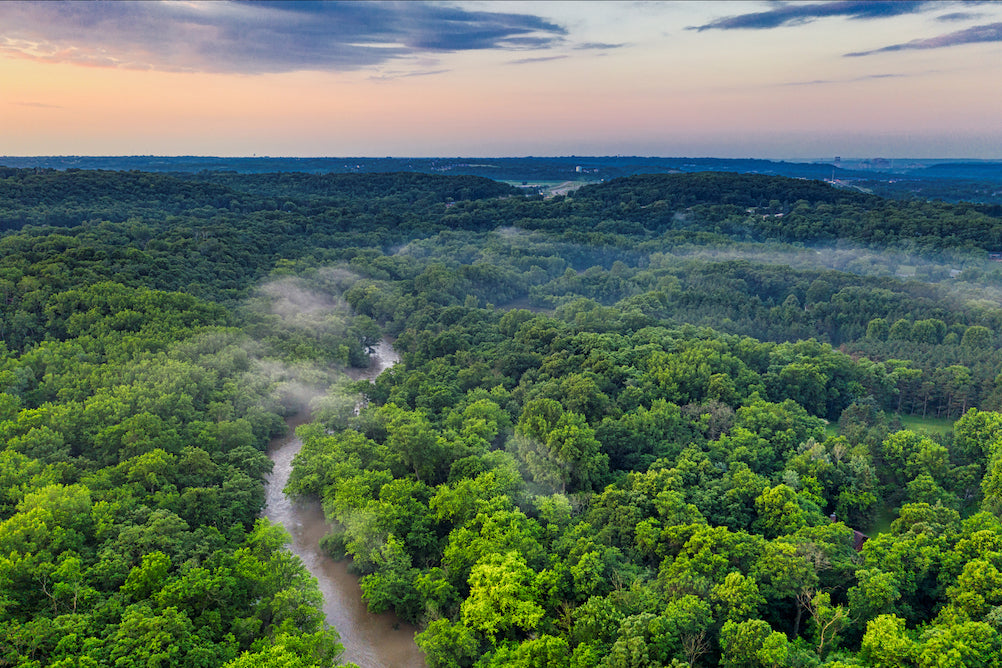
<box><xmin>4</xmin><ymin>166</ymin><xmax>1002</xmax><ymax>666</ymax></box>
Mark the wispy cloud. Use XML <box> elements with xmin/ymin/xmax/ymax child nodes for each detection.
<box><xmin>575</xmin><ymin>42</ymin><xmax>627</xmax><ymax>50</ymax></box>
<box><xmin>15</xmin><ymin>101</ymin><xmax>63</xmax><ymax>108</ymax></box>
<box><xmin>781</xmin><ymin>72</ymin><xmax>907</xmax><ymax>86</ymax></box>
<box><xmin>0</xmin><ymin>0</ymin><xmax>567</xmax><ymax>74</ymax></box>
<box><xmin>369</xmin><ymin>68</ymin><xmax>450</xmax><ymax>81</ymax></box>
<box><xmin>846</xmin><ymin>21</ymin><xmax>1002</xmax><ymax>56</ymax></box>
<box><xmin>937</xmin><ymin>11</ymin><xmax>982</xmax><ymax>22</ymax></box>
<box><xmin>505</xmin><ymin>41</ymin><xmax>623</xmax><ymax>66</ymax></box>
<box><xmin>508</xmin><ymin>55</ymin><xmax>568</xmax><ymax>65</ymax></box>
<box><xmin>690</xmin><ymin>1</ymin><xmax>932</xmax><ymax>32</ymax></box>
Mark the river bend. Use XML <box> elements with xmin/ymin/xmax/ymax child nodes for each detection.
<box><xmin>263</xmin><ymin>341</ymin><xmax>426</xmax><ymax>667</ymax></box>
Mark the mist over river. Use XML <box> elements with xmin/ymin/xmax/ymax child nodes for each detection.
<box><xmin>264</xmin><ymin>341</ymin><xmax>426</xmax><ymax>667</ymax></box>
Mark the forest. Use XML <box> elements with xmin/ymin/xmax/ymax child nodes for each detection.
<box><xmin>6</xmin><ymin>156</ymin><xmax>1002</xmax><ymax>205</ymax></box>
<box><xmin>4</xmin><ymin>166</ymin><xmax>1002</xmax><ymax>666</ymax></box>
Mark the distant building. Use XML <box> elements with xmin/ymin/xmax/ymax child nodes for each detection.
<box><xmin>830</xmin><ymin>513</ymin><xmax>869</xmax><ymax>551</ymax></box>
<box><xmin>853</xmin><ymin>530</ymin><xmax>869</xmax><ymax>552</ymax></box>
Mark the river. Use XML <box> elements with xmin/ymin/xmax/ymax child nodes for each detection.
<box><xmin>263</xmin><ymin>340</ymin><xmax>426</xmax><ymax>667</ymax></box>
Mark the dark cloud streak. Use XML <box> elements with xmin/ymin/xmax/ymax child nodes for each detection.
<box><xmin>508</xmin><ymin>55</ymin><xmax>568</xmax><ymax>65</ymax></box>
<box><xmin>691</xmin><ymin>1</ymin><xmax>932</xmax><ymax>32</ymax></box>
<box><xmin>575</xmin><ymin>42</ymin><xmax>627</xmax><ymax>50</ymax></box>
<box><xmin>0</xmin><ymin>0</ymin><xmax>567</xmax><ymax>74</ymax></box>
<box><xmin>846</xmin><ymin>21</ymin><xmax>1002</xmax><ymax>56</ymax></box>
<box><xmin>937</xmin><ymin>11</ymin><xmax>982</xmax><ymax>22</ymax></box>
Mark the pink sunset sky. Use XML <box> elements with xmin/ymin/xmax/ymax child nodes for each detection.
<box><xmin>1</xmin><ymin>0</ymin><xmax>1001</xmax><ymax>159</ymax></box>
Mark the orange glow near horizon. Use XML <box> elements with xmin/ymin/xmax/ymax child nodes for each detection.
<box><xmin>2</xmin><ymin>1</ymin><xmax>1001</xmax><ymax>158</ymax></box>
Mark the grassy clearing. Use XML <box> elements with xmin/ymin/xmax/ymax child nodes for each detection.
<box><xmin>865</xmin><ymin>506</ymin><xmax>898</xmax><ymax>536</ymax></box>
<box><xmin>856</xmin><ymin>414</ymin><xmax>954</xmax><ymax>536</ymax></box>
<box><xmin>824</xmin><ymin>412</ymin><xmax>955</xmax><ymax>537</ymax></box>
<box><xmin>822</xmin><ymin>413</ymin><xmax>954</xmax><ymax>440</ymax></box>
<box><xmin>896</xmin><ymin>413</ymin><xmax>955</xmax><ymax>435</ymax></box>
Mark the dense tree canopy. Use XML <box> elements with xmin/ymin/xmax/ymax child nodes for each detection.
<box><xmin>5</xmin><ymin>166</ymin><xmax>1002</xmax><ymax>666</ymax></box>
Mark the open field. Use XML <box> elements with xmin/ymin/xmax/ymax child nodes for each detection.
<box><xmin>897</xmin><ymin>413</ymin><xmax>955</xmax><ymax>435</ymax></box>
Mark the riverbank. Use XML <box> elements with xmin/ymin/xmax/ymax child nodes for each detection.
<box><xmin>263</xmin><ymin>341</ymin><xmax>426</xmax><ymax>667</ymax></box>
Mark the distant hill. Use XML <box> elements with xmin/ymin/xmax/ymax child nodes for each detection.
<box><xmin>909</xmin><ymin>162</ymin><xmax>1002</xmax><ymax>179</ymax></box>
<box><xmin>0</xmin><ymin>155</ymin><xmax>874</xmax><ymax>181</ymax></box>
<box><xmin>3</xmin><ymin>155</ymin><xmax>1001</xmax><ymax>203</ymax></box>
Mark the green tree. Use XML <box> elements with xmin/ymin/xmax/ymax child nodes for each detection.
<box><xmin>460</xmin><ymin>551</ymin><xmax>544</xmax><ymax>642</ymax></box>
<box><xmin>918</xmin><ymin>621</ymin><xmax>1001</xmax><ymax>667</ymax></box>
<box><xmin>713</xmin><ymin>571</ymin><xmax>766</xmax><ymax>622</ymax></box>
<box><xmin>719</xmin><ymin>619</ymin><xmax>790</xmax><ymax>668</ymax></box>
<box><xmin>516</xmin><ymin>400</ymin><xmax>608</xmax><ymax>493</ymax></box>
<box><xmin>866</xmin><ymin>318</ymin><xmax>890</xmax><ymax>341</ymax></box>
<box><xmin>415</xmin><ymin>619</ymin><xmax>480</xmax><ymax>668</ymax></box>
<box><xmin>754</xmin><ymin>485</ymin><xmax>806</xmax><ymax>538</ymax></box>
<box><xmin>961</xmin><ymin>325</ymin><xmax>993</xmax><ymax>350</ymax></box>
<box><xmin>889</xmin><ymin>319</ymin><xmax>912</xmax><ymax>341</ymax></box>
<box><xmin>858</xmin><ymin>614</ymin><xmax>918</xmax><ymax>668</ymax></box>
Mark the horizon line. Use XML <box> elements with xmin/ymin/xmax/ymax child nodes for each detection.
<box><xmin>4</xmin><ymin>154</ymin><xmax>1002</xmax><ymax>162</ymax></box>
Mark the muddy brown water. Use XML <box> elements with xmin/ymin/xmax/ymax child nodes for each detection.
<box><xmin>264</xmin><ymin>341</ymin><xmax>426</xmax><ymax>667</ymax></box>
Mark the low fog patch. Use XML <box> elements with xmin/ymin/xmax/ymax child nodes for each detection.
<box><xmin>258</xmin><ymin>276</ymin><xmax>349</xmax><ymax>324</ymax></box>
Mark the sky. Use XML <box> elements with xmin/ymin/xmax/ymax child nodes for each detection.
<box><xmin>1</xmin><ymin>0</ymin><xmax>1001</xmax><ymax>159</ymax></box>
